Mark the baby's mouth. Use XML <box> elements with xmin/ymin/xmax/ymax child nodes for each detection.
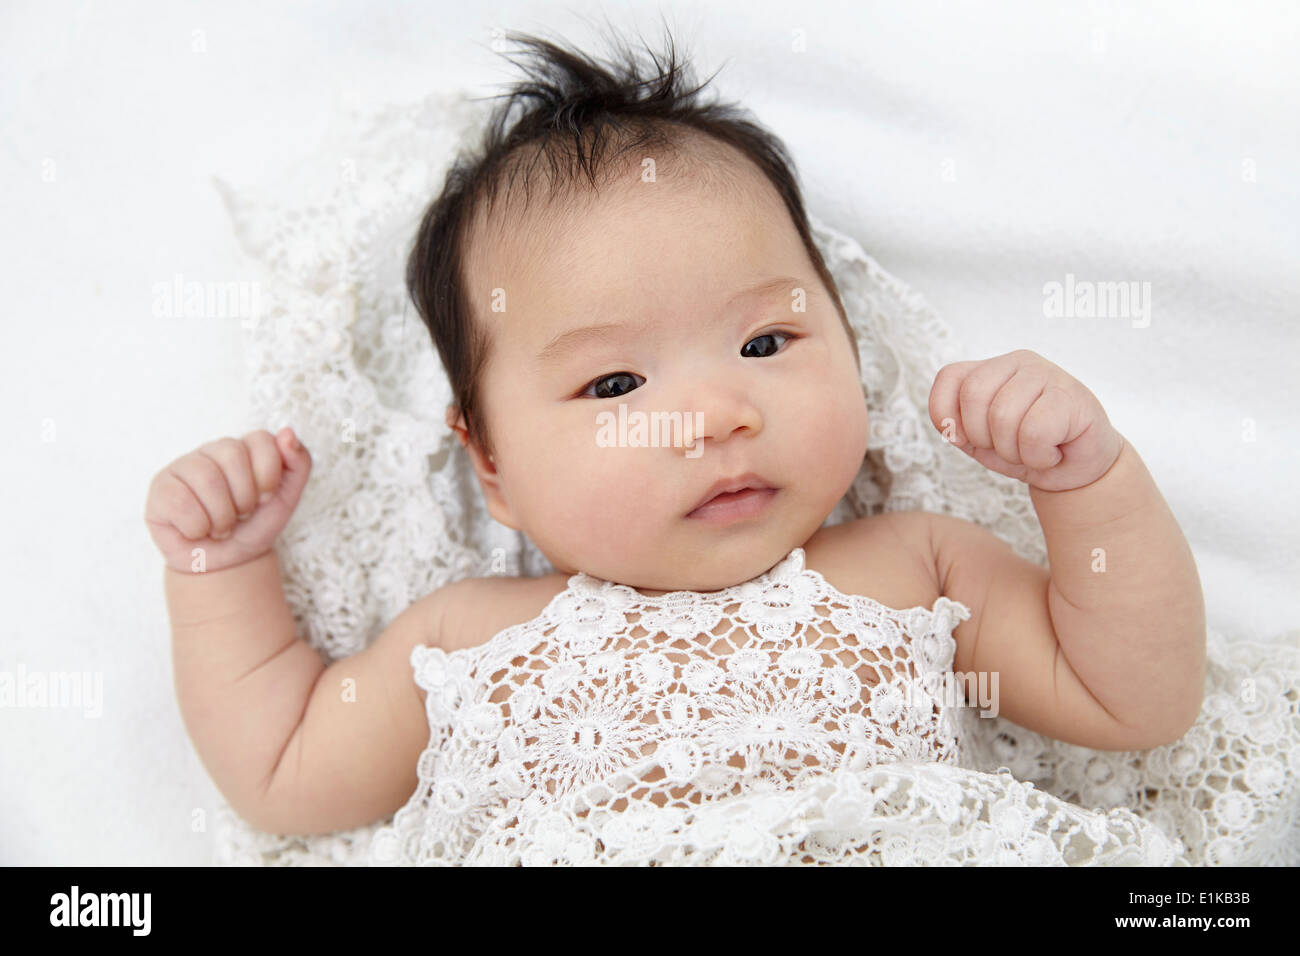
<box><xmin>687</xmin><ymin>487</ymin><xmax>776</xmax><ymax>517</ymax></box>
<box><xmin>685</xmin><ymin>473</ymin><xmax>779</xmax><ymax>520</ymax></box>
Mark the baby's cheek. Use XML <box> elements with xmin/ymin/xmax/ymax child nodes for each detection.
<box><xmin>548</xmin><ymin>439</ymin><xmax>641</xmax><ymax>523</ymax></box>
<box><xmin>520</xmin><ymin>434</ymin><xmax>588</xmax><ymax>523</ymax></box>
<box><xmin>807</xmin><ymin>383</ymin><xmax>868</xmax><ymax>468</ymax></box>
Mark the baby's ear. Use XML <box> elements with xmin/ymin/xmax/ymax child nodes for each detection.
<box><xmin>445</xmin><ymin>405</ymin><xmax>472</xmax><ymax>451</ymax></box>
<box><xmin>453</xmin><ymin>429</ymin><xmax>517</xmax><ymax>530</ymax></box>
<box><xmin>447</xmin><ymin>406</ymin><xmax>498</xmax><ymax>469</ymax></box>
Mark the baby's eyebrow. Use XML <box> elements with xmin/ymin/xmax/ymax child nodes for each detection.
<box><xmin>535</xmin><ymin>275</ymin><xmax>806</xmax><ymax>368</ymax></box>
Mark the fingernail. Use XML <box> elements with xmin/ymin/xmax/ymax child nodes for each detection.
<box><xmin>259</xmin><ymin>491</ymin><xmax>273</xmax><ymax>504</ymax></box>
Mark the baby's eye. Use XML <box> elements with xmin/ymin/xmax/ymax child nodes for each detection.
<box><xmin>582</xmin><ymin>371</ymin><xmax>645</xmax><ymax>399</ymax></box>
<box><xmin>741</xmin><ymin>331</ymin><xmax>794</xmax><ymax>358</ymax></box>
<box><xmin>577</xmin><ymin>332</ymin><xmax>796</xmax><ymax>398</ymax></box>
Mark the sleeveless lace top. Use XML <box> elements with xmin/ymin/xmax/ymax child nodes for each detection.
<box><xmin>369</xmin><ymin>546</ymin><xmax>972</xmax><ymax>865</ymax></box>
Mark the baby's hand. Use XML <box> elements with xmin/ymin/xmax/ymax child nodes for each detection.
<box><xmin>928</xmin><ymin>349</ymin><xmax>1124</xmax><ymax>491</ymax></box>
<box><xmin>144</xmin><ymin>427</ymin><xmax>312</xmax><ymax>574</ymax></box>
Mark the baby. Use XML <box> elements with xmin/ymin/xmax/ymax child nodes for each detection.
<box><xmin>144</xmin><ymin>28</ymin><xmax>1206</xmax><ymax>845</ymax></box>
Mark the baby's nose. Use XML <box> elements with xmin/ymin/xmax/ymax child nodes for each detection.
<box><xmin>675</xmin><ymin>386</ymin><xmax>763</xmax><ymax>451</ymax></box>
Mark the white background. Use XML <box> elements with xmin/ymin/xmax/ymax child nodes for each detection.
<box><xmin>2</xmin><ymin>0</ymin><xmax>1296</xmax><ymax>864</ymax></box>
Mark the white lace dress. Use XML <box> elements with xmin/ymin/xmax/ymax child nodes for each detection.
<box><xmin>368</xmin><ymin>547</ymin><xmax>1179</xmax><ymax>866</ymax></box>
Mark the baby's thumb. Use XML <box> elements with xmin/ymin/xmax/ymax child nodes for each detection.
<box><xmin>274</xmin><ymin>427</ymin><xmax>313</xmax><ymax>509</ymax></box>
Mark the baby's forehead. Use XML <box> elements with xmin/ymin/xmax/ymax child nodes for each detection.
<box><xmin>470</xmin><ymin>182</ymin><xmax>781</xmax><ymax>297</ymax></box>
<box><xmin>463</xmin><ymin>165</ymin><xmax>805</xmax><ymax>355</ymax></box>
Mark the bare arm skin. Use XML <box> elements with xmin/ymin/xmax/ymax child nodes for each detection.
<box><xmin>167</xmin><ymin>549</ymin><xmax>454</xmax><ymax>835</ymax></box>
<box><xmin>166</xmin><ymin>549</ymin><xmax>323</xmax><ymax>827</ymax></box>
<box><xmin>920</xmin><ymin>439</ymin><xmax>1205</xmax><ymax>751</ymax></box>
<box><xmin>1029</xmin><ymin>437</ymin><xmax>1206</xmax><ymax>740</ymax></box>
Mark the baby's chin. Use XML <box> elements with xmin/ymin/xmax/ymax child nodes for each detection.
<box><xmin>548</xmin><ymin>536</ymin><xmax>798</xmax><ymax>593</ymax></box>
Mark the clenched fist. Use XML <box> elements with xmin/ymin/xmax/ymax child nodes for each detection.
<box><xmin>144</xmin><ymin>427</ymin><xmax>312</xmax><ymax>574</ymax></box>
<box><xmin>928</xmin><ymin>349</ymin><xmax>1125</xmax><ymax>492</ymax></box>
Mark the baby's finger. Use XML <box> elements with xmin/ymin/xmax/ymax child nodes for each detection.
<box><xmin>1018</xmin><ymin>386</ymin><xmax>1071</xmax><ymax>470</ymax></box>
<box><xmin>269</xmin><ymin>427</ymin><xmax>312</xmax><ymax>507</ymax></box>
<box><xmin>168</xmin><ymin>452</ymin><xmax>239</xmax><ymax>539</ymax></box>
<box><xmin>929</xmin><ymin>360</ymin><xmax>980</xmax><ymax>445</ymax></box>
<box><xmin>987</xmin><ymin>369</ymin><xmax>1046</xmax><ymax>466</ymax></box>
<box><xmin>957</xmin><ymin>359</ymin><xmax>1019</xmax><ymax>451</ymax></box>
<box><xmin>145</xmin><ymin>470</ymin><xmax>211</xmax><ymax>541</ymax></box>
<box><xmin>197</xmin><ymin>437</ymin><xmax>258</xmax><ymax>519</ymax></box>
<box><xmin>241</xmin><ymin>429</ymin><xmax>284</xmax><ymax>502</ymax></box>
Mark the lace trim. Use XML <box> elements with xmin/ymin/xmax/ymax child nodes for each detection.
<box><xmin>436</xmin><ymin>547</ymin><xmax>970</xmax><ymax>669</ymax></box>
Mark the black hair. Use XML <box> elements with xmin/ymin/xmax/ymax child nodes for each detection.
<box><xmin>407</xmin><ymin>20</ymin><xmax>856</xmax><ymax>459</ymax></box>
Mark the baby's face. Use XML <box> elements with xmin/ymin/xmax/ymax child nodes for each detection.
<box><xmin>457</xmin><ymin>160</ymin><xmax>868</xmax><ymax>593</ymax></box>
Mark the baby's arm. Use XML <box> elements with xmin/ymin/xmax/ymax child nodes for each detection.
<box><xmin>164</xmin><ymin>548</ymin><xmax>324</xmax><ymax>829</ymax></box>
<box><xmin>147</xmin><ymin>429</ymin><xmax>440</xmax><ymax>834</ymax></box>
<box><xmin>925</xmin><ymin>350</ymin><xmax>1206</xmax><ymax>749</ymax></box>
<box><xmin>168</xmin><ymin>554</ymin><xmax>444</xmax><ymax>834</ymax></box>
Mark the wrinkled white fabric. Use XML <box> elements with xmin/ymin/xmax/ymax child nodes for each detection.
<box><xmin>210</xmin><ymin>90</ymin><xmax>1299</xmax><ymax>866</ymax></box>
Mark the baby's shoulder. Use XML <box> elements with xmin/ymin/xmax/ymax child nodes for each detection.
<box><xmin>802</xmin><ymin>510</ymin><xmax>942</xmax><ymax>612</ymax></box>
<box><xmin>432</xmin><ymin>571</ymin><xmax>571</xmax><ymax>654</ymax></box>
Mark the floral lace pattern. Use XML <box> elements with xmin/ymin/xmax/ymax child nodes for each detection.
<box><xmin>459</xmin><ymin>761</ymin><xmax>1185</xmax><ymax>866</ymax></box>
<box><xmin>367</xmin><ymin>547</ymin><xmax>972</xmax><ymax>865</ymax></box>
<box><xmin>209</xmin><ymin>90</ymin><xmax>1299</xmax><ymax>866</ymax></box>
